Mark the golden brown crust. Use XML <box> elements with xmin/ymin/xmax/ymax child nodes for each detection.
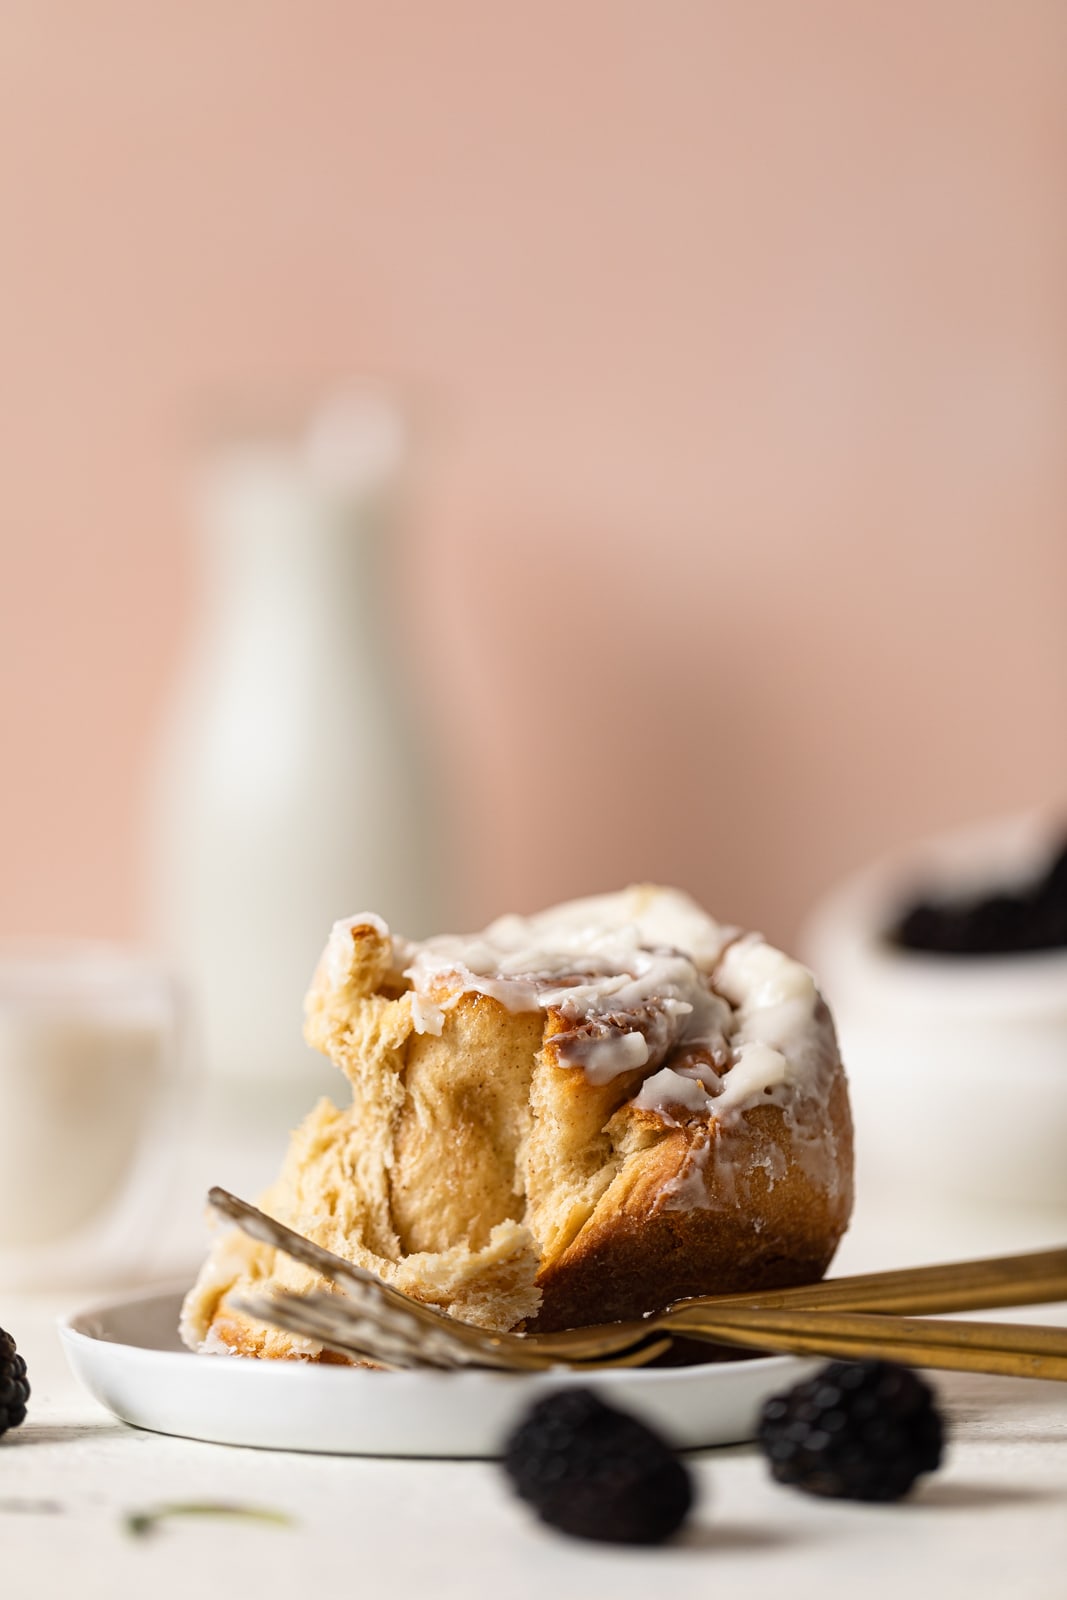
<box><xmin>207</xmin><ymin>1313</ymin><xmax>366</xmax><ymax>1366</ymax></box>
<box><xmin>532</xmin><ymin>1082</ymin><xmax>854</xmax><ymax>1330</ymax></box>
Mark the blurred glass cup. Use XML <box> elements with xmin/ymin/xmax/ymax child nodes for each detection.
<box><xmin>0</xmin><ymin>942</ymin><xmax>189</xmax><ymax>1290</ymax></box>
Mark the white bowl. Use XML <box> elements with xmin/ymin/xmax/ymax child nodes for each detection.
<box><xmin>802</xmin><ymin>812</ymin><xmax>1067</xmax><ymax>1217</ymax></box>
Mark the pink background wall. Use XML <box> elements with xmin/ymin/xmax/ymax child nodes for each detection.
<box><xmin>2</xmin><ymin>2</ymin><xmax>1065</xmax><ymax>949</ymax></box>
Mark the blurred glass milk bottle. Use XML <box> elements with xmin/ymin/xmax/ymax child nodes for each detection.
<box><xmin>147</xmin><ymin>388</ymin><xmax>438</xmax><ymax>1124</ymax></box>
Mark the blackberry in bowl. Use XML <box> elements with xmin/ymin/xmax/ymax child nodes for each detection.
<box><xmin>804</xmin><ymin>813</ymin><xmax>1067</xmax><ymax>1217</ymax></box>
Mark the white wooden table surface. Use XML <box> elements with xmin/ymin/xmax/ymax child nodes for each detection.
<box><xmin>5</xmin><ymin>1194</ymin><xmax>1067</xmax><ymax>1600</ymax></box>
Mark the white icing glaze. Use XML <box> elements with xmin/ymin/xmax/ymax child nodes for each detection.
<box><xmin>409</xmin><ymin>992</ymin><xmax>446</xmax><ymax>1036</ymax></box>
<box><xmin>714</xmin><ymin>933</ymin><xmax>838</xmax><ymax>1115</ymax></box>
<box><xmin>399</xmin><ymin>888</ymin><xmax>739</xmax><ymax>1083</ymax></box>
<box><xmin>325</xmin><ymin>913</ymin><xmax>389</xmax><ymax>987</ymax></box>
<box><xmin>324</xmin><ymin>887</ymin><xmax>839</xmax><ymax>1133</ymax></box>
<box><xmin>719</xmin><ymin>1040</ymin><xmax>789</xmax><ymax>1107</ymax></box>
<box><xmin>633</xmin><ymin>1066</ymin><xmax>715</xmax><ymax>1115</ymax></box>
<box><xmin>571</xmin><ymin>1031</ymin><xmax>650</xmax><ymax>1082</ymax></box>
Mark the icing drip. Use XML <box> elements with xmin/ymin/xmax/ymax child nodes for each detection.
<box><xmin>633</xmin><ymin>1066</ymin><xmax>715</xmax><ymax>1116</ymax></box>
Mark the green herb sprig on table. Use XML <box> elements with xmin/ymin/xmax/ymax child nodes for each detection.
<box><xmin>124</xmin><ymin>1502</ymin><xmax>294</xmax><ymax>1538</ymax></box>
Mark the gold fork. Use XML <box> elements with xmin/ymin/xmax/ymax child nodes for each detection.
<box><xmin>209</xmin><ymin>1189</ymin><xmax>1067</xmax><ymax>1376</ymax></box>
<box><xmin>236</xmin><ymin>1283</ymin><xmax>1067</xmax><ymax>1379</ymax></box>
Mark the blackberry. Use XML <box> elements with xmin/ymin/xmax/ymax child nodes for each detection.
<box><xmin>758</xmin><ymin>1359</ymin><xmax>943</xmax><ymax>1502</ymax></box>
<box><xmin>891</xmin><ymin>831</ymin><xmax>1067</xmax><ymax>956</ymax></box>
<box><xmin>502</xmin><ymin>1388</ymin><xmax>693</xmax><ymax>1543</ymax></box>
<box><xmin>0</xmin><ymin>1328</ymin><xmax>29</xmax><ymax>1438</ymax></box>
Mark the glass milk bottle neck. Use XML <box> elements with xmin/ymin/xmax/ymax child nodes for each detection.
<box><xmin>194</xmin><ymin>445</ymin><xmax>392</xmax><ymax>641</ymax></box>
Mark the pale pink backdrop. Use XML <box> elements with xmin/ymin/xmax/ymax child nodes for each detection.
<box><xmin>1</xmin><ymin>2</ymin><xmax>1065</xmax><ymax>948</ymax></box>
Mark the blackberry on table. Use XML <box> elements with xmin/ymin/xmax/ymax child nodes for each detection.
<box><xmin>0</xmin><ymin>1328</ymin><xmax>29</xmax><ymax>1439</ymax></box>
<box><xmin>758</xmin><ymin>1359</ymin><xmax>943</xmax><ymax>1502</ymax></box>
<box><xmin>502</xmin><ymin>1388</ymin><xmax>693</xmax><ymax>1543</ymax></box>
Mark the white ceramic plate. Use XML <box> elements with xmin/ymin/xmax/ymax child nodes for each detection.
<box><xmin>59</xmin><ymin>1285</ymin><xmax>813</xmax><ymax>1457</ymax></box>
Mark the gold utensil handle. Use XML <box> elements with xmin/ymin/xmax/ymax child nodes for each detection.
<box><xmin>664</xmin><ymin>1305</ymin><xmax>1067</xmax><ymax>1381</ymax></box>
<box><xmin>705</xmin><ymin>1246</ymin><xmax>1067</xmax><ymax>1316</ymax></box>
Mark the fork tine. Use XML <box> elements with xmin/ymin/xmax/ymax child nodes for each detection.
<box><xmin>233</xmin><ymin>1292</ymin><xmax>409</xmax><ymax>1370</ymax></box>
<box><xmin>235</xmin><ymin>1286</ymin><xmax>674</xmax><ymax>1372</ymax></box>
<box><xmin>233</xmin><ymin>1290</ymin><xmax>455</xmax><ymax>1370</ymax></box>
<box><xmin>209</xmin><ymin>1187</ymin><xmax>410</xmax><ymax>1296</ymax></box>
<box><xmin>208</xmin><ymin>1188</ymin><xmax>498</xmax><ymax>1340</ymax></box>
<box><xmin>235</xmin><ymin>1287</ymin><xmax>546</xmax><ymax>1370</ymax></box>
